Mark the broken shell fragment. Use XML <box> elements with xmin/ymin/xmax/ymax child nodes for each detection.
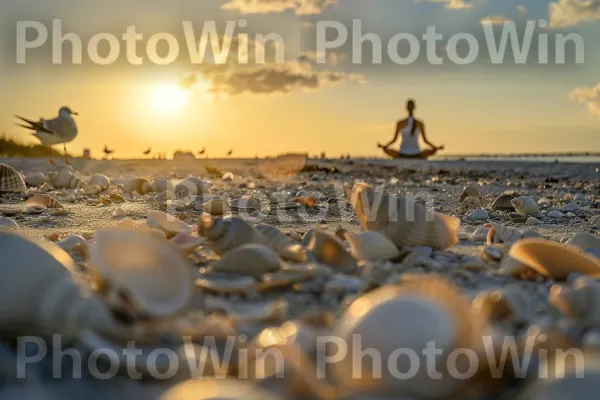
<box><xmin>168</xmin><ymin>233</ymin><xmax>206</xmax><ymax>256</ymax></box>
<box><xmin>548</xmin><ymin>211</ymin><xmax>564</xmax><ymax>219</ymax></box>
<box><xmin>344</xmin><ymin>231</ymin><xmax>399</xmax><ymax>261</ymax></box>
<box><xmin>468</xmin><ymin>209</ymin><xmax>489</xmax><ymax>221</ymax></box>
<box><xmin>230</xmin><ymin>197</ymin><xmax>261</xmax><ymax>210</ymax></box>
<box><xmin>269</xmin><ymin>192</ymin><xmax>288</xmax><ymax>205</ymax></box>
<box><xmin>175</xmin><ymin>177</ymin><xmax>211</xmax><ymax>198</ymax></box>
<box><xmin>511</xmin><ymin>197</ymin><xmax>540</xmax><ymax>216</ymax></box>
<box><xmin>0</xmin><ymin>206</ymin><xmax>23</xmax><ymax>216</ymax></box>
<box><xmin>112</xmin><ymin>207</ymin><xmax>127</xmax><ymax>218</ymax></box>
<box><xmin>567</xmin><ymin>232</ymin><xmax>600</xmax><ymax>256</ymax></box>
<box><xmin>211</xmin><ymin>244</ymin><xmax>281</xmax><ymax>278</ymax></box>
<box><xmin>56</xmin><ymin>235</ymin><xmax>89</xmax><ymax>257</ymax></box>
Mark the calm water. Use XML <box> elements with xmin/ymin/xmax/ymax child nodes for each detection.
<box><xmin>439</xmin><ymin>156</ymin><xmax>600</xmax><ymax>164</ymax></box>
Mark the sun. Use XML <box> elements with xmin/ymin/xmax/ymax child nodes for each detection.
<box><xmin>149</xmin><ymin>84</ymin><xmax>190</xmax><ymax>115</ymax></box>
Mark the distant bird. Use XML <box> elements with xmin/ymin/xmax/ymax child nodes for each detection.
<box><xmin>15</xmin><ymin>106</ymin><xmax>78</xmax><ymax>164</ymax></box>
<box><xmin>103</xmin><ymin>145</ymin><xmax>114</xmax><ymax>159</ymax></box>
<box><xmin>143</xmin><ymin>147</ymin><xmax>152</xmax><ymax>155</ymax></box>
<box><xmin>227</xmin><ymin>149</ymin><xmax>233</xmax><ymax>157</ymax></box>
<box><xmin>198</xmin><ymin>147</ymin><xmax>206</xmax><ymax>156</ymax></box>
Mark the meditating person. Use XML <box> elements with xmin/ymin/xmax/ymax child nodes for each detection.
<box><xmin>378</xmin><ymin>99</ymin><xmax>444</xmax><ymax>159</ymax></box>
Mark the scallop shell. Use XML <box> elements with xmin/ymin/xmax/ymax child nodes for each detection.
<box><xmin>24</xmin><ymin>205</ymin><xmax>46</xmax><ymax>215</ymax></box>
<box><xmin>203</xmin><ymin>199</ymin><xmax>229</xmax><ymax>216</ymax></box>
<box><xmin>230</xmin><ymin>197</ymin><xmax>261</xmax><ymax>210</ymax></box>
<box><xmin>0</xmin><ymin>232</ymin><xmax>121</xmax><ymax>339</ymax></box>
<box><xmin>0</xmin><ymin>163</ymin><xmax>26</xmax><ymax>193</ymax></box>
<box><xmin>509</xmin><ymin>238</ymin><xmax>600</xmax><ymax>280</ymax></box>
<box><xmin>175</xmin><ymin>177</ymin><xmax>211</xmax><ymax>198</ymax></box>
<box><xmin>269</xmin><ymin>192</ymin><xmax>288</xmax><ymax>205</ymax></box>
<box><xmin>491</xmin><ymin>194</ymin><xmax>516</xmax><ymax>211</ymax></box>
<box><xmin>0</xmin><ymin>217</ymin><xmax>19</xmax><ymax>230</ymax></box>
<box><xmin>568</xmin><ymin>232</ymin><xmax>600</xmax><ymax>257</ymax></box>
<box><xmin>88</xmin><ymin>174</ymin><xmax>110</xmax><ymax>191</ymax></box>
<box><xmin>459</xmin><ymin>197</ymin><xmax>482</xmax><ymax>215</ymax></box>
<box><xmin>48</xmin><ymin>169</ymin><xmax>84</xmax><ymax>189</ymax></box>
<box><xmin>162</xmin><ymin>379</ymin><xmax>284</xmax><ymax>400</ymax></box>
<box><xmin>458</xmin><ymin>186</ymin><xmax>481</xmax><ymax>203</ymax></box>
<box><xmin>305</xmin><ymin>229</ymin><xmax>357</xmax><ymax>273</ymax></box>
<box><xmin>147</xmin><ymin>210</ymin><xmax>193</xmax><ymax>236</ymax></box>
<box><xmin>292</xmin><ymin>196</ymin><xmax>318</xmax><ymax>208</ymax></box>
<box><xmin>123</xmin><ymin>178</ymin><xmax>153</xmax><ymax>195</ymax></box>
<box><xmin>511</xmin><ymin>196</ymin><xmax>540</xmax><ymax>216</ymax></box>
<box><xmin>468</xmin><ymin>209</ymin><xmax>489</xmax><ymax>221</ymax></box>
<box><xmin>90</xmin><ymin>228</ymin><xmax>193</xmax><ymax>318</ymax></box>
<box><xmin>472</xmin><ymin>286</ymin><xmax>533</xmax><ymax>324</ymax></box>
<box><xmin>344</xmin><ymin>231</ymin><xmax>399</xmax><ymax>261</ymax></box>
<box><xmin>334</xmin><ymin>275</ymin><xmax>484</xmax><ymax>399</ymax></box>
<box><xmin>24</xmin><ymin>172</ymin><xmax>48</xmax><ymax>187</ymax></box>
<box><xmin>351</xmin><ymin>183</ymin><xmax>460</xmax><ymax>250</ymax></box>
<box><xmin>25</xmin><ymin>194</ymin><xmax>63</xmax><ymax>209</ymax></box>
<box><xmin>548</xmin><ymin>211</ymin><xmax>564</xmax><ymax>219</ymax></box>
<box><xmin>198</xmin><ymin>215</ymin><xmax>265</xmax><ymax>255</ymax></box>
<box><xmin>151</xmin><ymin>178</ymin><xmax>173</xmax><ymax>193</ymax></box>
<box><xmin>550</xmin><ymin>276</ymin><xmax>600</xmax><ymax>328</ymax></box>
<box><xmin>256</xmin><ymin>224</ymin><xmax>309</xmax><ymax>263</ymax></box>
<box><xmin>211</xmin><ymin>244</ymin><xmax>281</xmax><ymax>278</ymax></box>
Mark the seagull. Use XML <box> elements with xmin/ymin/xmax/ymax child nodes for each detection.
<box><xmin>15</xmin><ymin>106</ymin><xmax>78</xmax><ymax>164</ymax></box>
<box><xmin>143</xmin><ymin>147</ymin><xmax>152</xmax><ymax>155</ymax></box>
<box><xmin>198</xmin><ymin>147</ymin><xmax>206</xmax><ymax>156</ymax></box>
<box><xmin>227</xmin><ymin>149</ymin><xmax>233</xmax><ymax>157</ymax></box>
<box><xmin>104</xmin><ymin>145</ymin><xmax>115</xmax><ymax>159</ymax></box>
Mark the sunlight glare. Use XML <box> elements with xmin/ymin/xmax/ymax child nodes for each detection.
<box><xmin>150</xmin><ymin>84</ymin><xmax>190</xmax><ymax>115</ymax></box>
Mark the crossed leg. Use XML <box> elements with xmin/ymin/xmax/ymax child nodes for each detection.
<box><xmin>380</xmin><ymin>146</ymin><xmax>444</xmax><ymax>159</ymax></box>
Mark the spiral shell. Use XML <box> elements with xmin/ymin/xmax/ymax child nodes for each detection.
<box><xmin>0</xmin><ymin>163</ymin><xmax>26</xmax><ymax>193</ymax></box>
<box><xmin>211</xmin><ymin>244</ymin><xmax>281</xmax><ymax>278</ymax></box>
<box><xmin>550</xmin><ymin>276</ymin><xmax>600</xmax><ymax>328</ymax></box>
<box><xmin>48</xmin><ymin>169</ymin><xmax>84</xmax><ymax>189</ymax></box>
<box><xmin>351</xmin><ymin>183</ymin><xmax>460</xmax><ymax>251</ymax></box>
<box><xmin>344</xmin><ymin>231</ymin><xmax>399</xmax><ymax>261</ymax></box>
<box><xmin>198</xmin><ymin>215</ymin><xmax>265</xmax><ymax>256</ymax></box>
<box><xmin>255</xmin><ymin>224</ymin><xmax>308</xmax><ymax>263</ymax></box>
<box><xmin>88</xmin><ymin>174</ymin><xmax>110</xmax><ymax>191</ymax></box>
<box><xmin>25</xmin><ymin>194</ymin><xmax>63</xmax><ymax>209</ymax></box>
<box><xmin>123</xmin><ymin>178</ymin><xmax>153</xmax><ymax>195</ymax></box>
<box><xmin>511</xmin><ymin>196</ymin><xmax>540</xmax><ymax>216</ymax></box>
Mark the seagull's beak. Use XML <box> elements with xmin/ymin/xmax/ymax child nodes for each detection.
<box><xmin>72</xmin><ymin>112</ymin><xmax>79</xmax><ymax>116</ymax></box>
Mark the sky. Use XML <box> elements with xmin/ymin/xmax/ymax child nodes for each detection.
<box><xmin>0</xmin><ymin>0</ymin><xmax>599</xmax><ymax>159</ymax></box>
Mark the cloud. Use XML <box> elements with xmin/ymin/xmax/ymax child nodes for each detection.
<box><xmin>549</xmin><ymin>0</ymin><xmax>600</xmax><ymax>27</ymax></box>
<box><xmin>481</xmin><ymin>15</ymin><xmax>512</xmax><ymax>24</ymax></box>
<box><xmin>417</xmin><ymin>0</ymin><xmax>475</xmax><ymax>10</ymax></box>
<box><xmin>570</xmin><ymin>84</ymin><xmax>600</xmax><ymax>116</ymax></box>
<box><xmin>221</xmin><ymin>0</ymin><xmax>338</xmax><ymax>15</ymax></box>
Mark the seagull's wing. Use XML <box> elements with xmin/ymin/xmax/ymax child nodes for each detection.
<box><xmin>14</xmin><ymin>115</ymin><xmax>55</xmax><ymax>134</ymax></box>
<box><xmin>43</xmin><ymin>116</ymin><xmax>76</xmax><ymax>138</ymax></box>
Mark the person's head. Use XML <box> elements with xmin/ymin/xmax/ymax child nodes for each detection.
<box><xmin>406</xmin><ymin>99</ymin><xmax>416</xmax><ymax>115</ymax></box>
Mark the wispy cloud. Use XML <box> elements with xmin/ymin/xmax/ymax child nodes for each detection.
<box><xmin>481</xmin><ymin>15</ymin><xmax>512</xmax><ymax>25</ymax></box>
<box><xmin>221</xmin><ymin>0</ymin><xmax>338</xmax><ymax>15</ymax></box>
<box><xmin>549</xmin><ymin>0</ymin><xmax>600</xmax><ymax>27</ymax></box>
<box><xmin>570</xmin><ymin>83</ymin><xmax>600</xmax><ymax>116</ymax></box>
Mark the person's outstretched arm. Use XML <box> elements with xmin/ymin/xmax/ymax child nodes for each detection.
<box><xmin>379</xmin><ymin>121</ymin><xmax>402</xmax><ymax>148</ymax></box>
<box><xmin>420</xmin><ymin>122</ymin><xmax>443</xmax><ymax>150</ymax></box>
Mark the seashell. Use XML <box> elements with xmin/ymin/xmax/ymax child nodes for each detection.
<box><xmin>498</xmin><ymin>256</ymin><xmax>530</xmax><ymax>277</ymax></box>
<box><xmin>198</xmin><ymin>215</ymin><xmax>264</xmax><ymax>255</ymax></box>
<box><xmin>491</xmin><ymin>194</ymin><xmax>516</xmax><ymax>211</ymax></box>
<box><xmin>147</xmin><ymin>211</ymin><xmax>193</xmax><ymax>236</ymax></box>
<box><xmin>511</xmin><ymin>196</ymin><xmax>540</xmax><ymax>216</ymax></box>
<box><xmin>174</xmin><ymin>177</ymin><xmax>211</xmax><ymax>198</ymax></box>
<box><xmin>88</xmin><ymin>174</ymin><xmax>110</xmax><ymax>191</ymax></box>
<box><xmin>151</xmin><ymin>178</ymin><xmax>173</xmax><ymax>193</ymax></box>
<box><xmin>230</xmin><ymin>197</ymin><xmax>260</xmax><ymax>210</ymax></box>
<box><xmin>537</xmin><ymin>197</ymin><xmax>552</xmax><ymax>207</ymax></box>
<box><xmin>0</xmin><ymin>205</ymin><xmax>23</xmax><ymax>216</ymax></box>
<box><xmin>351</xmin><ymin>183</ymin><xmax>460</xmax><ymax>250</ymax></box>
<box><xmin>469</xmin><ymin>226</ymin><xmax>490</xmax><ymax>242</ymax></box>
<box><xmin>24</xmin><ymin>205</ymin><xmax>46</xmax><ymax>215</ymax></box>
<box><xmin>112</xmin><ymin>207</ymin><xmax>127</xmax><ymax>218</ymax></box>
<box><xmin>256</xmin><ymin>224</ymin><xmax>308</xmax><ymax>263</ymax></box>
<box><xmin>168</xmin><ymin>232</ymin><xmax>206</xmax><ymax>256</ymax></box>
<box><xmin>590</xmin><ymin>215</ymin><xmax>600</xmax><ymax>225</ymax></box>
<box><xmin>509</xmin><ymin>238</ymin><xmax>600</xmax><ymax>280</ymax></box>
<box><xmin>211</xmin><ymin>244</ymin><xmax>281</xmax><ymax>278</ymax></box>
<box><xmin>163</xmin><ymin>379</ymin><xmax>284</xmax><ymax>400</ymax></box>
<box><xmin>90</xmin><ymin>228</ymin><xmax>193</xmax><ymax>318</ymax></box>
<box><xmin>562</xmin><ymin>202</ymin><xmax>581</xmax><ymax>212</ymax></box>
<box><xmin>334</xmin><ymin>275</ymin><xmax>484</xmax><ymax>399</ymax></box>
<box><xmin>48</xmin><ymin>169</ymin><xmax>84</xmax><ymax>189</ymax></box>
<box><xmin>458</xmin><ymin>186</ymin><xmax>481</xmax><ymax>203</ymax></box>
<box><xmin>548</xmin><ymin>211</ymin><xmax>564</xmax><ymax>219</ymax></box>
<box><xmin>56</xmin><ymin>235</ymin><xmax>89</xmax><ymax>257</ymax></box>
<box><xmin>109</xmin><ymin>193</ymin><xmax>126</xmax><ymax>203</ymax></box>
<box><xmin>50</xmin><ymin>209</ymin><xmax>69</xmax><ymax>217</ymax></box>
<box><xmin>0</xmin><ymin>163</ymin><xmax>26</xmax><ymax>193</ymax></box>
<box><xmin>278</xmin><ymin>202</ymin><xmax>300</xmax><ymax>210</ymax></box>
<box><xmin>344</xmin><ymin>231</ymin><xmax>399</xmax><ymax>261</ymax></box>
<box><xmin>305</xmin><ymin>229</ymin><xmax>357</xmax><ymax>273</ymax></box>
<box><xmin>482</xmin><ymin>245</ymin><xmax>504</xmax><ymax>261</ymax></box>
<box><xmin>222</xmin><ymin>172</ymin><xmax>235</xmax><ymax>181</ymax></box>
<box><xmin>203</xmin><ymin>199</ymin><xmax>229</xmax><ymax>216</ymax></box>
<box><xmin>468</xmin><ymin>209</ymin><xmax>489</xmax><ymax>221</ymax></box>
<box><xmin>99</xmin><ymin>196</ymin><xmax>112</xmax><ymax>205</ymax></box>
<box><xmin>526</xmin><ymin>217</ymin><xmax>542</xmax><ymax>226</ymax></box>
<box><xmin>459</xmin><ymin>196</ymin><xmax>481</xmax><ymax>215</ymax></box>
<box><xmin>0</xmin><ymin>232</ymin><xmax>121</xmax><ymax>339</ymax></box>
<box><xmin>24</xmin><ymin>172</ymin><xmax>48</xmax><ymax>187</ymax></box>
<box><xmin>39</xmin><ymin>182</ymin><xmax>53</xmax><ymax>193</ymax></box>
<box><xmin>550</xmin><ymin>276</ymin><xmax>600</xmax><ymax>328</ymax></box>
<box><xmin>83</xmin><ymin>185</ymin><xmax>102</xmax><ymax>195</ymax></box>
<box><xmin>269</xmin><ymin>192</ymin><xmax>288</xmax><ymax>205</ymax></box>
<box><xmin>486</xmin><ymin>223</ymin><xmax>541</xmax><ymax>246</ymax></box>
<box><xmin>567</xmin><ymin>232</ymin><xmax>600</xmax><ymax>257</ymax></box>
<box><xmin>123</xmin><ymin>178</ymin><xmax>153</xmax><ymax>195</ymax></box>
<box><xmin>0</xmin><ymin>217</ymin><xmax>19</xmax><ymax>230</ymax></box>
<box><xmin>292</xmin><ymin>196</ymin><xmax>318</xmax><ymax>208</ymax></box>
<box><xmin>25</xmin><ymin>194</ymin><xmax>63</xmax><ymax>209</ymax></box>
<box><xmin>472</xmin><ymin>286</ymin><xmax>533</xmax><ymax>324</ymax></box>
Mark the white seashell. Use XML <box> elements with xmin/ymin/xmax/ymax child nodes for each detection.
<box><xmin>0</xmin><ymin>206</ymin><xmax>23</xmax><ymax>216</ymax></box>
<box><xmin>198</xmin><ymin>215</ymin><xmax>264</xmax><ymax>255</ymax></box>
<box><xmin>123</xmin><ymin>178</ymin><xmax>153</xmax><ymax>195</ymax></box>
<box><xmin>550</xmin><ymin>276</ymin><xmax>600</xmax><ymax>328</ymax></box>
<box><xmin>269</xmin><ymin>192</ymin><xmax>288</xmax><ymax>205</ymax></box>
<box><xmin>590</xmin><ymin>215</ymin><xmax>600</xmax><ymax>225</ymax></box>
<box><xmin>222</xmin><ymin>172</ymin><xmax>235</xmax><ymax>181</ymax></box>
<box><xmin>344</xmin><ymin>231</ymin><xmax>399</xmax><ymax>261</ymax></box>
<box><xmin>39</xmin><ymin>182</ymin><xmax>53</xmax><ymax>193</ymax></box>
<box><xmin>567</xmin><ymin>232</ymin><xmax>600</xmax><ymax>257</ymax></box>
<box><xmin>469</xmin><ymin>226</ymin><xmax>490</xmax><ymax>242</ymax></box>
<box><xmin>0</xmin><ymin>163</ymin><xmax>26</xmax><ymax>193</ymax></box>
<box><xmin>83</xmin><ymin>185</ymin><xmax>102</xmax><ymax>195</ymax></box>
<box><xmin>230</xmin><ymin>197</ymin><xmax>260</xmax><ymax>210</ymax></box>
<box><xmin>537</xmin><ymin>197</ymin><xmax>551</xmax><ymax>207</ymax></box>
<box><xmin>89</xmin><ymin>174</ymin><xmax>110</xmax><ymax>191</ymax></box>
<box><xmin>0</xmin><ymin>232</ymin><xmax>120</xmax><ymax>339</ymax></box>
<box><xmin>0</xmin><ymin>217</ymin><xmax>19</xmax><ymax>230</ymax></box>
<box><xmin>305</xmin><ymin>229</ymin><xmax>357</xmax><ymax>273</ymax></box>
<box><xmin>112</xmin><ymin>207</ymin><xmax>127</xmax><ymax>218</ymax></box>
<box><xmin>24</xmin><ymin>172</ymin><xmax>48</xmax><ymax>187</ymax></box>
<box><xmin>203</xmin><ymin>199</ymin><xmax>229</xmax><ymax>216</ymax></box>
<box><xmin>25</xmin><ymin>194</ymin><xmax>63</xmax><ymax>209</ymax></box>
<box><xmin>562</xmin><ymin>203</ymin><xmax>581</xmax><ymax>212</ymax></box>
<box><xmin>548</xmin><ymin>211</ymin><xmax>564</xmax><ymax>219</ymax></box>
<box><xmin>255</xmin><ymin>224</ymin><xmax>308</xmax><ymax>263</ymax></box>
<box><xmin>174</xmin><ymin>177</ymin><xmax>211</xmax><ymax>198</ymax></box>
<box><xmin>468</xmin><ymin>209</ymin><xmax>489</xmax><ymax>221</ymax></box>
<box><xmin>472</xmin><ymin>286</ymin><xmax>533</xmax><ymax>324</ymax></box>
<box><xmin>526</xmin><ymin>217</ymin><xmax>542</xmax><ymax>226</ymax></box>
<box><xmin>24</xmin><ymin>205</ymin><xmax>46</xmax><ymax>215</ymax></box>
<box><xmin>486</xmin><ymin>223</ymin><xmax>541</xmax><ymax>246</ymax></box>
<box><xmin>351</xmin><ymin>183</ymin><xmax>460</xmax><ymax>251</ymax></box>
<box><xmin>48</xmin><ymin>169</ymin><xmax>84</xmax><ymax>189</ymax></box>
<box><xmin>56</xmin><ymin>235</ymin><xmax>89</xmax><ymax>257</ymax></box>
<box><xmin>90</xmin><ymin>228</ymin><xmax>193</xmax><ymax>318</ymax></box>
<box><xmin>458</xmin><ymin>186</ymin><xmax>481</xmax><ymax>203</ymax></box>
<box><xmin>211</xmin><ymin>244</ymin><xmax>281</xmax><ymax>278</ymax></box>
<box><xmin>146</xmin><ymin>210</ymin><xmax>193</xmax><ymax>235</ymax></box>
<box><xmin>168</xmin><ymin>232</ymin><xmax>206</xmax><ymax>256</ymax></box>
<box><xmin>151</xmin><ymin>178</ymin><xmax>173</xmax><ymax>193</ymax></box>
<box><xmin>511</xmin><ymin>197</ymin><xmax>540</xmax><ymax>216</ymax></box>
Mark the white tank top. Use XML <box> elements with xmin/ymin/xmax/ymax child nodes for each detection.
<box><xmin>399</xmin><ymin>117</ymin><xmax>421</xmax><ymax>155</ymax></box>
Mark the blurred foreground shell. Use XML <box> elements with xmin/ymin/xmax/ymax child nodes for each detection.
<box><xmin>162</xmin><ymin>378</ymin><xmax>284</xmax><ymax>400</ymax></box>
<box><xmin>0</xmin><ymin>217</ymin><xmax>19</xmax><ymax>230</ymax></box>
<box><xmin>472</xmin><ymin>286</ymin><xmax>533</xmax><ymax>324</ymax></box>
<box><xmin>211</xmin><ymin>244</ymin><xmax>281</xmax><ymax>278</ymax></box>
<box><xmin>88</xmin><ymin>174</ymin><xmax>110</xmax><ymax>191</ymax></box>
<box><xmin>0</xmin><ymin>205</ymin><xmax>23</xmax><ymax>216</ymax></box>
<box><xmin>25</xmin><ymin>194</ymin><xmax>63</xmax><ymax>209</ymax></box>
<box><xmin>344</xmin><ymin>231</ymin><xmax>399</xmax><ymax>261</ymax></box>
<box><xmin>550</xmin><ymin>276</ymin><xmax>600</xmax><ymax>328</ymax></box>
<box><xmin>459</xmin><ymin>197</ymin><xmax>482</xmax><ymax>215</ymax></box>
<box><xmin>0</xmin><ymin>163</ymin><xmax>26</xmax><ymax>193</ymax></box>
<box><xmin>198</xmin><ymin>215</ymin><xmax>264</xmax><ymax>255</ymax></box>
<box><xmin>123</xmin><ymin>178</ymin><xmax>153</xmax><ymax>195</ymax></box>
<box><xmin>491</xmin><ymin>194</ymin><xmax>516</xmax><ymax>211</ymax></box>
<box><xmin>511</xmin><ymin>196</ymin><xmax>540</xmax><ymax>216</ymax></box>
<box><xmin>351</xmin><ymin>183</ymin><xmax>460</xmax><ymax>250</ymax></box>
<box><xmin>90</xmin><ymin>228</ymin><xmax>193</xmax><ymax>318</ymax></box>
<box><xmin>305</xmin><ymin>229</ymin><xmax>357</xmax><ymax>272</ymax></box>
<box><xmin>509</xmin><ymin>238</ymin><xmax>600</xmax><ymax>280</ymax></box>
